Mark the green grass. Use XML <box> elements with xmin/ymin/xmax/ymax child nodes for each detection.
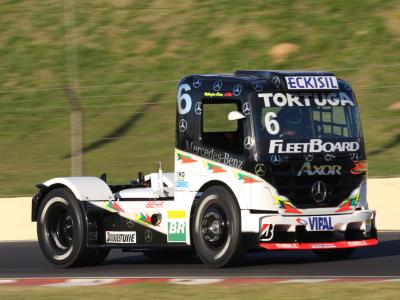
<box><xmin>0</xmin><ymin>0</ymin><xmax>400</xmax><ymax>195</ymax></box>
<box><xmin>0</xmin><ymin>283</ymin><xmax>399</xmax><ymax>300</ymax></box>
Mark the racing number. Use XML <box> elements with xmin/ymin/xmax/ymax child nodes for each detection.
<box><xmin>265</xmin><ymin>112</ymin><xmax>280</xmax><ymax>135</ymax></box>
<box><xmin>177</xmin><ymin>84</ymin><xmax>192</xmax><ymax>115</ymax></box>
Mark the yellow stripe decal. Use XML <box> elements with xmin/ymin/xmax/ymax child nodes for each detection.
<box><xmin>167</xmin><ymin>210</ymin><xmax>186</xmax><ymax>219</ymax></box>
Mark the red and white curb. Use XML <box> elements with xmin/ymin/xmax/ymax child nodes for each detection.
<box><xmin>0</xmin><ymin>277</ymin><xmax>399</xmax><ymax>287</ymax></box>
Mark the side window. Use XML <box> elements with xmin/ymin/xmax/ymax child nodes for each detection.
<box><xmin>202</xmin><ymin>101</ymin><xmax>243</xmax><ymax>154</ymax></box>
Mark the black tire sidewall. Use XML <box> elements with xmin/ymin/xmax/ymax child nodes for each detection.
<box><xmin>192</xmin><ymin>186</ymin><xmax>243</xmax><ymax>267</ymax></box>
<box><xmin>37</xmin><ymin>188</ymin><xmax>87</xmax><ymax>267</ymax></box>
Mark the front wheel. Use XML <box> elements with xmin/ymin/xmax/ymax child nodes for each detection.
<box><xmin>37</xmin><ymin>188</ymin><xmax>108</xmax><ymax>267</ymax></box>
<box><xmin>192</xmin><ymin>186</ymin><xmax>245</xmax><ymax>268</ymax></box>
<box><xmin>313</xmin><ymin>248</ymin><xmax>355</xmax><ymax>260</ymax></box>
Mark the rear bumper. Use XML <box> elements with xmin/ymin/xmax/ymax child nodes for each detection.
<box><xmin>259</xmin><ymin>238</ymin><xmax>378</xmax><ymax>250</ymax></box>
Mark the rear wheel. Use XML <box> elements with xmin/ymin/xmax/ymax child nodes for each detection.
<box><xmin>313</xmin><ymin>248</ymin><xmax>355</xmax><ymax>260</ymax></box>
<box><xmin>192</xmin><ymin>186</ymin><xmax>245</xmax><ymax>268</ymax></box>
<box><xmin>37</xmin><ymin>188</ymin><xmax>109</xmax><ymax>267</ymax></box>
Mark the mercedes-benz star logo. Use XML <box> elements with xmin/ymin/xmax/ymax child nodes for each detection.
<box><xmin>305</xmin><ymin>154</ymin><xmax>314</xmax><ymax>162</ymax></box>
<box><xmin>126</xmin><ymin>220</ymin><xmax>135</xmax><ymax>229</ymax></box>
<box><xmin>350</xmin><ymin>153</ymin><xmax>359</xmax><ymax>162</ymax></box>
<box><xmin>232</xmin><ymin>84</ymin><xmax>242</xmax><ymax>96</ymax></box>
<box><xmin>324</xmin><ymin>153</ymin><xmax>335</xmax><ymax>161</ymax></box>
<box><xmin>272</xmin><ymin>76</ymin><xmax>280</xmax><ymax>89</ymax></box>
<box><xmin>255</xmin><ymin>163</ymin><xmax>266</xmax><ymax>176</ymax></box>
<box><xmin>311</xmin><ymin>181</ymin><xmax>327</xmax><ymax>204</ymax></box>
<box><xmin>270</xmin><ymin>154</ymin><xmax>281</xmax><ymax>165</ymax></box>
<box><xmin>342</xmin><ymin>81</ymin><xmax>352</xmax><ymax>91</ymax></box>
<box><xmin>253</xmin><ymin>81</ymin><xmax>263</xmax><ymax>92</ymax></box>
<box><xmin>194</xmin><ymin>102</ymin><xmax>202</xmax><ymax>115</ymax></box>
<box><xmin>213</xmin><ymin>80</ymin><xmax>222</xmax><ymax>91</ymax></box>
<box><xmin>144</xmin><ymin>230</ymin><xmax>153</xmax><ymax>243</ymax></box>
<box><xmin>244</xmin><ymin>136</ymin><xmax>254</xmax><ymax>150</ymax></box>
<box><xmin>192</xmin><ymin>78</ymin><xmax>202</xmax><ymax>88</ymax></box>
<box><xmin>179</xmin><ymin>119</ymin><xmax>187</xmax><ymax>132</ymax></box>
<box><xmin>242</xmin><ymin>102</ymin><xmax>250</xmax><ymax>116</ymax></box>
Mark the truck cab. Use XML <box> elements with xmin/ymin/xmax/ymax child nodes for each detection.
<box><xmin>32</xmin><ymin>70</ymin><xmax>377</xmax><ymax>268</ymax></box>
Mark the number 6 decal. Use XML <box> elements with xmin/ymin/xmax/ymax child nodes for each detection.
<box><xmin>265</xmin><ymin>112</ymin><xmax>280</xmax><ymax>135</ymax></box>
<box><xmin>177</xmin><ymin>84</ymin><xmax>192</xmax><ymax>115</ymax></box>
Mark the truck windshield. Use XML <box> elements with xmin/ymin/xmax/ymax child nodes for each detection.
<box><xmin>260</xmin><ymin>106</ymin><xmax>361</xmax><ymax>139</ymax></box>
<box><xmin>251</xmin><ymin>92</ymin><xmax>363</xmax><ymax>154</ymax></box>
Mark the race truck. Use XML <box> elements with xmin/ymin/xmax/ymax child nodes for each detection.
<box><xmin>31</xmin><ymin>70</ymin><xmax>377</xmax><ymax>268</ymax></box>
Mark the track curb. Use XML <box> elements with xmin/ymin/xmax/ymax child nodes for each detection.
<box><xmin>0</xmin><ymin>277</ymin><xmax>399</xmax><ymax>287</ymax></box>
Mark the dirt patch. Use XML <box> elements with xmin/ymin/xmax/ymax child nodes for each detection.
<box><xmin>388</xmin><ymin>101</ymin><xmax>400</xmax><ymax>110</ymax></box>
<box><xmin>269</xmin><ymin>43</ymin><xmax>299</xmax><ymax>63</ymax></box>
<box><xmin>378</xmin><ymin>4</ymin><xmax>400</xmax><ymax>39</ymax></box>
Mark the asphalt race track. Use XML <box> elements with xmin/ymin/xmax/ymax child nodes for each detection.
<box><xmin>0</xmin><ymin>232</ymin><xmax>398</xmax><ymax>278</ymax></box>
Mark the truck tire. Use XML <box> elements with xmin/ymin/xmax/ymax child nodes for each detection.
<box><xmin>37</xmin><ymin>188</ymin><xmax>104</xmax><ymax>267</ymax></box>
<box><xmin>313</xmin><ymin>248</ymin><xmax>355</xmax><ymax>260</ymax></box>
<box><xmin>192</xmin><ymin>186</ymin><xmax>245</xmax><ymax>267</ymax></box>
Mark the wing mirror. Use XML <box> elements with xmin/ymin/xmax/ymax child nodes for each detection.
<box><xmin>228</xmin><ymin>111</ymin><xmax>246</xmax><ymax>121</ymax></box>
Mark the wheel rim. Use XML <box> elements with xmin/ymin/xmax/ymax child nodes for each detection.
<box><xmin>47</xmin><ymin>204</ymin><xmax>74</xmax><ymax>251</ymax></box>
<box><xmin>201</xmin><ymin>206</ymin><xmax>227</xmax><ymax>248</ymax></box>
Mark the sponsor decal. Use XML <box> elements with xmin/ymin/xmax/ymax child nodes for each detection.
<box><xmin>232</xmin><ymin>84</ymin><xmax>242</xmax><ymax>96</ymax></box>
<box><xmin>105</xmin><ymin>231</ymin><xmax>136</xmax><ymax>244</ymax></box>
<box><xmin>126</xmin><ymin>219</ymin><xmax>135</xmax><ymax>228</ymax></box>
<box><xmin>336</xmin><ymin>194</ymin><xmax>359</xmax><ymax>212</ymax></box>
<box><xmin>270</xmin><ymin>154</ymin><xmax>281</xmax><ymax>165</ymax></box>
<box><xmin>255</xmin><ymin>163</ymin><xmax>266</xmax><ymax>176</ymax></box>
<box><xmin>185</xmin><ymin>141</ymin><xmax>243</xmax><ymax>169</ymax></box>
<box><xmin>146</xmin><ymin>201</ymin><xmax>163</xmax><ymax>209</ymax></box>
<box><xmin>297</xmin><ymin>162</ymin><xmax>342</xmax><ymax>176</ymax></box>
<box><xmin>253</xmin><ymin>81</ymin><xmax>264</xmax><ymax>92</ymax></box>
<box><xmin>275</xmin><ymin>243</ymin><xmax>299</xmax><ymax>249</ymax></box>
<box><xmin>244</xmin><ymin>136</ymin><xmax>254</xmax><ymax>150</ymax></box>
<box><xmin>234</xmin><ymin>171</ymin><xmax>260</xmax><ymax>184</ymax></box>
<box><xmin>351</xmin><ymin>160</ymin><xmax>367</xmax><ymax>175</ymax></box>
<box><xmin>144</xmin><ymin>230</ymin><xmax>153</xmax><ymax>243</ymax></box>
<box><xmin>194</xmin><ymin>102</ymin><xmax>202</xmax><ymax>115</ymax></box>
<box><xmin>205</xmin><ymin>161</ymin><xmax>226</xmax><ymax>173</ymax></box>
<box><xmin>296</xmin><ymin>218</ymin><xmax>308</xmax><ymax>225</ymax></box>
<box><xmin>177</xmin><ymin>84</ymin><xmax>192</xmax><ymax>115</ymax></box>
<box><xmin>192</xmin><ymin>78</ymin><xmax>202</xmax><ymax>88</ymax></box>
<box><xmin>307</xmin><ymin>216</ymin><xmax>334</xmax><ymax>231</ymax></box>
<box><xmin>269</xmin><ymin>139</ymin><xmax>360</xmax><ymax>154</ymax></box>
<box><xmin>167</xmin><ymin>210</ymin><xmax>186</xmax><ymax>243</ymax></box>
<box><xmin>242</xmin><ymin>102</ymin><xmax>250</xmax><ymax>115</ymax></box>
<box><xmin>259</xmin><ymin>223</ymin><xmax>274</xmax><ymax>241</ymax></box>
<box><xmin>311</xmin><ymin>243</ymin><xmax>337</xmax><ymax>249</ymax></box>
<box><xmin>272</xmin><ymin>76</ymin><xmax>281</xmax><ymax>88</ymax></box>
<box><xmin>285</xmin><ymin>76</ymin><xmax>339</xmax><ymax>90</ymax></box>
<box><xmin>311</xmin><ymin>180</ymin><xmax>327</xmax><ymax>203</ymax></box>
<box><xmin>178</xmin><ymin>119</ymin><xmax>187</xmax><ymax>132</ymax></box>
<box><xmin>213</xmin><ymin>80</ymin><xmax>223</xmax><ymax>91</ymax></box>
<box><xmin>204</xmin><ymin>92</ymin><xmax>233</xmax><ymax>97</ymax></box>
<box><xmin>177</xmin><ymin>152</ymin><xmax>197</xmax><ymax>164</ymax></box>
<box><xmin>176</xmin><ymin>180</ymin><xmax>189</xmax><ymax>188</ymax></box>
<box><xmin>104</xmin><ymin>201</ymin><xmax>125</xmax><ymax>213</ymax></box>
<box><xmin>274</xmin><ymin>196</ymin><xmax>302</xmax><ymax>214</ymax></box>
<box><xmin>176</xmin><ymin>171</ymin><xmax>185</xmax><ymax>180</ymax></box>
<box><xmin>135</xmin><ymin>213</ymin><xmax>153</xmax><ymax>226</ymax></box>
<box><xmin>258</xmin><ymin>92</ymin><xmax>353</xmax><ymax>107</ymax></box>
